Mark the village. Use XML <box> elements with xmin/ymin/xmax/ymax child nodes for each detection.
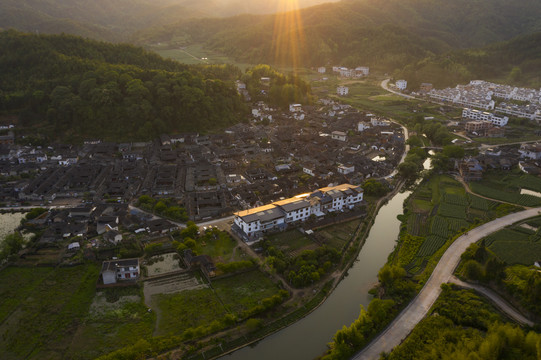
<box><xmin>3</xmin><ymin>67</ymin><xmax>541</xmax><ymax>360</ymax></box>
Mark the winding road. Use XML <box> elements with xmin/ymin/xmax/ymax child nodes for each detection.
<box><xmin>354</xmin><ymin>206</ymin><xmax>541</xmax><ymax>360</ymax></box>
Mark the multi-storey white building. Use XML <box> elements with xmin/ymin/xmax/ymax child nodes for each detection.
<box><xmin>396</xmin><ymin>80</ymin><xmax>407</xmax><ymax>90</ymax></box>
<box><xmin>233</xmin><ymin>184</ymin><xmax>364</xmax><ymax>240</ymax></box>
<box><xmin>337</xmin><ymin>86</ymin><xmax>349</xmax><ymax>96</ymax></box>
<box><xmin>462</xmin><ymin>108</ymin><xmax>508</xmax><ymax>126</ymax></box>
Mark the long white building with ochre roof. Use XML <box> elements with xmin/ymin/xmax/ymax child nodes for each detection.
<box><xmin>233</xmin><ymin>184</ymin><xmax>363</xmax><ymax>241</ymax></box>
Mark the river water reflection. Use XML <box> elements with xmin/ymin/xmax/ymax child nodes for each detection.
<box><xmin>222</xmin><ymin>190</ymin><xmax>412</xmax><ymax>360</ymax></box>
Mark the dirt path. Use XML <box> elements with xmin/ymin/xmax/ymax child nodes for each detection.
<box><xmin>449</xmin><ymin>276</ymin><xmax>534</xmax><ymax>327</ymax></box>
<box><xmin>454</xmin><ymin>175</ymin><xmax>533</xmax><ymax>209</ymax></box>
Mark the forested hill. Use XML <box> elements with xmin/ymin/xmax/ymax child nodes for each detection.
<box><xmin>0</xmin><ymin>31</ymin><xmax>246</xmax><ymax>142</ymax></box>
<box><xmin>0</xmin><ymin>0</ymin><xmax>338</xmax><ymax>42</ymax></box>
<box><xmin>136</xmin><ymin>0</ymin><xmax>541</xmax><ymax>70</ymax></box>
<box><xmin>396</xmin><ymin>31</ymin><xmax>541</xmax><ymax>90</ymax></box>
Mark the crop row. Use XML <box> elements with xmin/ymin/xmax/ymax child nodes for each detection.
<box><xmin>438</xmin><ymin>203</ymin><xmax>467</xmax><ymax>219</ymax></box>
<box><xmin>470</xmin><ymin>183</ymin><xmax>541</xmax><ymax>207</ymax></box>
<box><xmin>468</xmin><ymin>194</ymin><xmax>495</xmax><ymax>211</ymax></box>
<box><xmin>443</xmin><ymin>193</ymin><xmax>468</xmax><ymax>206</ymax></box>
<box><xmin>510</xmin><ymin>175</ymin><xmax>541</xmax><ymax>193</ymax></box>
<box><xmin>447</xmin><ymin>218</ymin><xmax>470</xmax><ymax>233</ymax></box>
<box><xmin>417</xmin><ymin>235</ymin><xmax>447</xmax><ymax>257</ymax></box>
<box><xmin>430</xmin><ymin>216</ymin><xmax>450</xmax><ymax>238</ymax></box>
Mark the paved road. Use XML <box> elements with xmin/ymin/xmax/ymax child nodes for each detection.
<box><xmin>354</xmin><ymin>207</ymin><xmax>541</xmax><ymax>360</ymax></box>
<box><xmin>449</xmin><ymin>276</ymin><xmax>534</xmax><ymax>327</ymax></box>
<box><xmin>380</xmin><ymin>79</ymin><xmax>416</xmax><ymax>100</ymax></box>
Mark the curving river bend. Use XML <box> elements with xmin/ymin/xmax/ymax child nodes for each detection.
<box><xmin>221</xmin><ymin>190</ymin><xmax>412</xmax><ymax>360</ymax></box>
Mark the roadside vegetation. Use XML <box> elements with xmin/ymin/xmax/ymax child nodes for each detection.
<box><xmin>384</xmin><ymin>284</ymin><xmax>541</xmax><ymax>360</ymax></box>
<box><xmin>456</xmin><ymin>222</ymin><xmax>541</xmax><ymax>320</ymax></box>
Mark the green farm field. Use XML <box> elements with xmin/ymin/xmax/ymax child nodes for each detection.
<box><xmin>150</xmin><ymin>44</ymin><xmax>252</xmax><ymax>70</ymax></box>
<box><xmin>266</xmin><ymin>229</ymin><xmax>314</xmax><ymax>257</ymax></box>
<box><xmin>484</xmin><ymin>223</ymin><xmax>541</xmax><ymax>265</ymax></box>
<box><xmin>153</xmin><ymin>269</ymin><xmax>282</xmax><ymax>336</ymax></box>
<box><xmin>398</xmin><ymin>175</ymin><xmax>514</xmax><ymax>273</ymax></box>
<box><xmin>0</xmin><ymin>265</ymin><xmax>99</xmax><ymax>360</ymax></box>
<box><xmin>315</xmin><ymin>219</ymin><xmax>360</xmax><ymax>251</ymax></box>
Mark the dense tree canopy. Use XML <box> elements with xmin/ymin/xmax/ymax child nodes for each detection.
<box><xmin>0</xmin><ymin>31</ymin><xmax>247</xmax><ymax>142</ymax></box>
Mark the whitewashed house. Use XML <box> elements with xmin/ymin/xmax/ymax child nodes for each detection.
<box><xmin>289</xmin><ymin>104</ymin><xmax>302</xmax><ymax>113</ymax></box>
<box><xmin>101</xmin><ymin>258</ymin><xmax>139</xmax><ymax>285</ymax></box>
<box><xmin>332</xmin><ymin>131</ymin><xmax>347</xmax><ymax>142</ymax></box>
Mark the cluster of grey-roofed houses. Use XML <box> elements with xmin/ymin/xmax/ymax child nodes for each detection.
<box><xmin>7</xmin><ymin>74</ymin><xmax>541</xmax><ymax>286</ymax></box>
<box><xmin>0</xmin><ymin>97</ymin><xmax>406</xmax><ymax>222</ymax></box>
<box><xmin>1</xmin><ymin>92</ymin><xmax>408</xmax><ymax>286</ymax></box>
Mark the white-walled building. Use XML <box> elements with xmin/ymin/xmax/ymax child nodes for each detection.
<box><xmin>331</xmin><ymin>131</ymin><xmax>347</xmax><ymax>142</ymax></box>
<box><xmin>462</xmin><ymin>108</ymin><xmax>508</xmax><ymax>127</ymax></box>
<box><xmin>318</xmin><ymin>67</ymin><xmax>326</xmax><ymax>74</ymax></box>
<box><xmin>289</xmin><ymin>104</ymin><xmax>303</xmax><ymax>113</ymax></box>
<box><xmin>337</xmin><ymin>86</ymin><xmax>349</xmax><ymax>96</ymax></box>
<box><xmin>370</xmin><ymin>118</ymin><xmax>391</xmax><ymax>127</ymax></box>
<box><xmin>519</xmin><ymin>143</ymin><xmax>541</xmax><ymax>160</ymax></box>
<box><xmin>338</xmin><ymin>164</ymin><xmax>355</xmax><ymax>175</ymax></box>
<box><xmin>101</xmin><ymin>259</ymin><xmax>139</xmax><ymax>285</ymax></box>
<box><xmin>233</xmin><ymin>184</ymin><xmax>364</xmax><ymax>240</ymax></box>
<box><xmin>396</xmin><ymin>80</ymin><xmax>407</xmax><ymax>90</ymax></box>
<box><xmin>357</xmin><ymin>122</ymin><xmax>371</xmax><ymax>132</ymax></box>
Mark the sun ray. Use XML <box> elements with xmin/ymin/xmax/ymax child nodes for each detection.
<box><xmin>272</xmin><ymin>0</ymin><xmax>306</xmax><ymax>73</ymax></box>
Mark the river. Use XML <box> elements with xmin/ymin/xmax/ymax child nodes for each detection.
<box><xmin>0</xmin><ymin>212</ymin><xmax>25</xmax><ymax>244</ymax></box>
<box><xmin>221</xmin><ymin>190</ymin><xmax>412</xmax><ymax>360</ymax></box>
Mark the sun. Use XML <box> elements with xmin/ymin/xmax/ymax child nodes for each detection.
<box><xmin>272</xmin><ymin>0</ymin><xmax>306</xmax><ymax>71</ymax></box>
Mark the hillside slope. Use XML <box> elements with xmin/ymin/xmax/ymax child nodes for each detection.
<box><xmin>136</xmin><ymin>0</ymin><xmax>541</xmax><ymax>70</ymax></box>
<box><xmin>0</xmin><ymin>0</ymin><xmax>339</xmax><ymax>42</ymax></box>
<box><xmin>0</xmin><ymin>31</ymin><xmax>246</xmax><ymax>142</ymax></box>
